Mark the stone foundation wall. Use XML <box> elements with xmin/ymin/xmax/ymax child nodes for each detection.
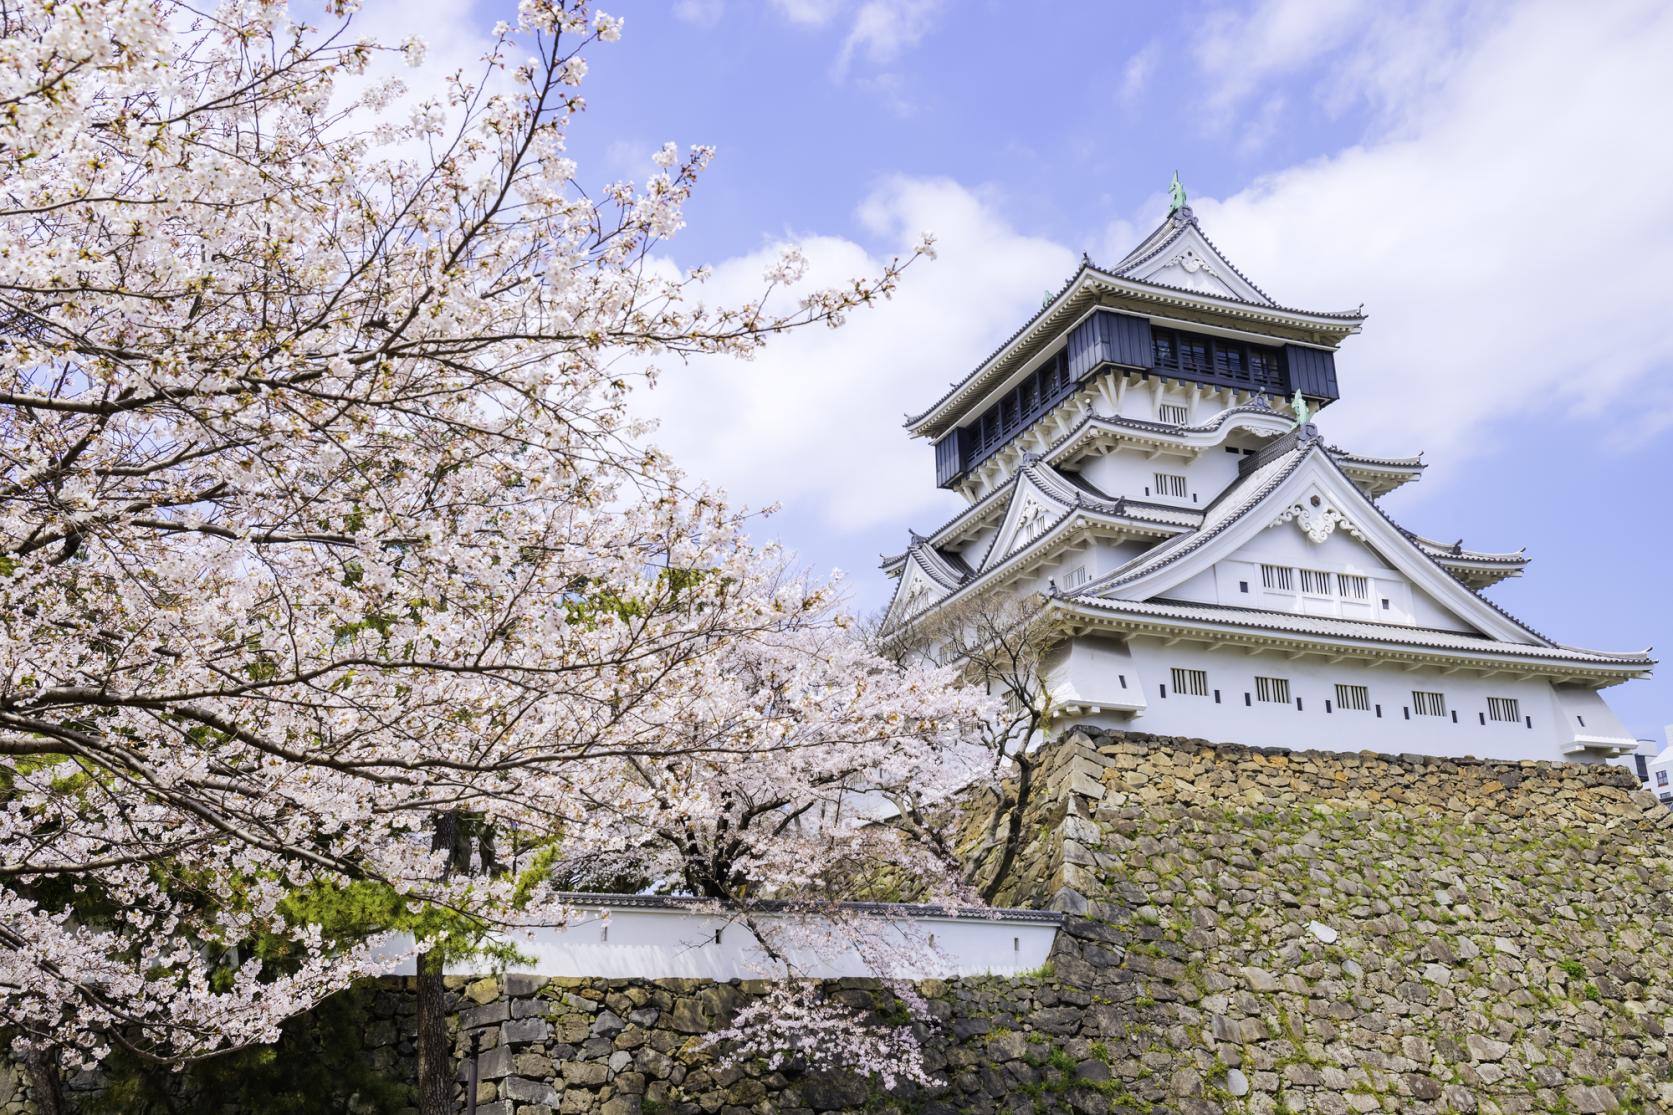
<box><xmin>11</xmin><ymin>730</ymin><xmax>1673</xmax><ymax>1115</ymax></box>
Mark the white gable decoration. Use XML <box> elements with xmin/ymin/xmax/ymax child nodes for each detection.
<box><xmin>1270</xmin><ymin>492</ymin><xmax>1367</xmax><ymax>545</ymax></box>
<box><xmin>1116</xmin><ymin>219</ymin><xmax>1275</xmax><ymax>307</ymax></box>
<box><xmin>1009</xmin><ymin>499</ymin><xmax>1052</xmax><ymax>555</ymax></box>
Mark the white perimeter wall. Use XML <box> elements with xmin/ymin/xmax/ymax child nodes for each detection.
<box><xmin>377</xmin><ymin>905</ymin><xmax>1059</xmax><ymax>981</ymax></box>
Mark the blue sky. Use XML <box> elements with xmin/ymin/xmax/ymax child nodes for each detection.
<box><xmin>404</xmin><ymin>0</ymin><xmax>1673</xmax><ymax>742</ymax></box>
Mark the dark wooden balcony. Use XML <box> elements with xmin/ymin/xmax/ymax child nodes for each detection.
<box><xmin>933</xmin><ymin>308</ymin><xmax>1338</xmax><ymax>488</ymax></box>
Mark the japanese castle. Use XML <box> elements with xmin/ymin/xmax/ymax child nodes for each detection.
<box><xmin>881</xmin><ymin>181</ymin><xmax>1651</xmax><ymax>763</ymax></box>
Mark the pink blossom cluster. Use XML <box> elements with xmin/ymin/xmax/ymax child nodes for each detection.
<box><xmin>0</xmin><ymin>0</ymin><xmax>993</xmax><ymax>1074</ymax></box>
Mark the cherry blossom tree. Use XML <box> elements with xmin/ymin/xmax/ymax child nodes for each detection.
<box><xmin>873</xmin><ymin>592</ymin><xmax>1059</xmax><ymax>904</ymax></box>
<box><xmin>0</xmin><ymin>0</ymin><xmax>993</xmax><ymax>1096</ymax></box>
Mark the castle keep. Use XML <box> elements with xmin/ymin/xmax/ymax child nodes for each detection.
<box><xmin>882</xmin><ymin>183</ymin><xmax>1650</xmax><ymax>762</ymax></box>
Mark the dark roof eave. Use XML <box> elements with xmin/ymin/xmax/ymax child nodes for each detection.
<box><xmin>905</xmin><ymin>267</ymin><xmax>1364</xmax><ymax>438</ymax></box>
<box><xmin>1050</xmin><ymin>598</ymin><xmax>1654</xmax><ymax>673</ymax></box>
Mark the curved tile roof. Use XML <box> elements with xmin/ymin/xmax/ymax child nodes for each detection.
<box><xmin>1056</xmin><ymin>596</ymin><xmax>1652</xmax><ymax>669</ymax></box>
<box><xmin>904</xmin><ymin>249</ymin><xmax>1365</xmax><ymax>435</ymax></box>
<box><xmin>1111</xmin><ymin>207</ymin><xmax>1280</xmax><ymax>306</ymax></box>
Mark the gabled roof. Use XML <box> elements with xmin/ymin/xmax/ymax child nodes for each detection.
<box><xmin>1404</xmin><ymin>530</ymin><xmax>1526</xmax><ymax>567</ymax></box>
<box><xmin>1072</xmin><ymin>434</ymin><xmax>1589</xmax><ymax>652</ymax></box>
<box><xmin>1056</xmin><ymin>596</ymin><xmax>1652</xmax><ymax>674</ymax></box>
<box><xmin>974</xmin><ymin>456</ymin><xmax>1192</xmax><ymax>574</ymax></box>
<box><xmin>1326</xmin><ymin>445</ymin><xmax>1426</xmax><ymax>497</ymax></box>
<box><xmin>879</xmin><ymin>461</ymin><xmax>1203</xmax><ymax>635</ymax></box>
<box><xmin>1109</xmin><ymin>206</ymin><xmax>1278</xmax><ymax>306</ymax></box>
<box><xmin>904</xmin><ymin>210</ymin><xmax>1364</xmax><ymax>439</ymax></box>
<box><xmin>881</xmin><ymin>456</ymin><xmax>1200</xmax><ymax>574</ymax></box>
<box><xmin>1043</xmin><ymin>401</ymin><xmax>1295</xmax><ymax>472</ymax></box>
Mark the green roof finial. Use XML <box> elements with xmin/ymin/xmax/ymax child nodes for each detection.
<box><xmin>1168</xmin><ymin>171</ymin><xmax>1187</xmax><ymax>215</ymax></box>
<box><xmin>1291</xmin><ymin>390</ymin><xmax>1312</xmax><ymax>429</ymax></box>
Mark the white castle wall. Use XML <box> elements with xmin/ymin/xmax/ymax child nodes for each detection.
<box><xmin>375</xmin><ymin>902</ymin><xmax>1059</xmax><ymax>981</ymax></box>
<box><xmin>1059</xmin><ymin>636</ymin><xmax>1633</xmax><ymax>764</ymax></box>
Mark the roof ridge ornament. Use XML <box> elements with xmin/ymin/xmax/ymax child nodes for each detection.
<box><xmin>1168</xmin><ymin>171</ymin><xmax>1187</xmax><ymax>215</ymax></box>
<box><xmin>1289</xmin><ymin>389</ymin><xmax>1312</xmax><ymax>429</ymax></box>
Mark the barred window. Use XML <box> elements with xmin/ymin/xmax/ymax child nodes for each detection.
<box><xmin>1260</xmin><ymin>564</ymin><xmax>1294</xmax><ymax>591</ymax></box>
<box><xmin>1487</xmin><ymin>696</ymin><xmax>1520</xmax><ymax>723</ymax></box>
<box><xmin>1062</xmin><ymin>565</ymin><xmax>1087</xmax><ymax>590</ymax></box>
<box><xmin>1254</xmin><ymin>676</ymin><xmax>1291</xmax><ymax>704</ymax></box>
<box><xmin>1412</xmin><ymin>690</ymin><xmax>1447</xmax><ymax>717</ymax></box>
<box><xmin>1154</xmin><ymin>472</ymin><xmax>1188</xmax><ymax>498</ymax></box>
<box><xmin>1338</xmin><ymin>573</ymin><xmax>1369</xmax><ymax>600</ymax></box>
<box><xmin>1158</xmin><ymin>403</ymin><xmax>1189</xmax><ymax>425</ymax></box>
<box><xmin>1299</xmin><ymin>569</ymin><xmax>1333</xmax><ymax>595</ymax></box>
<box><xmin>1335</xmin><ymin>684</ymin><xmax>1371</xmax><ymax>712</ymax></box>
<box><xmin>1171</xmin><ymin>667</ymin><xmax>1209</xmax><ymax>697</ymax></box>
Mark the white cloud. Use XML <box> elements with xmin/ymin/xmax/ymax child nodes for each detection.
<box><xmin>637</xmin><ymin>0</ymin><xmax>1673</xmax><ymax>545</ymax></box>
<box><xmin>1118</xmin><ymin>41</ymin><xmax>1161</xmax><ymax>109</ymax></box>
<box><xmin>769</xmin><ymin>0</ymin><xmax>844</xmax><ymax>26</ymax></box>
<box><xmin>834</xmin><ymin>0</ymin><xmax>944</xmax><ymax>74</ymax></box>
<box><xmin>633</xmin><ymin>179</ymin><xmax>1074</xmax><ymax>532</ymax></box>
<box><xmin>1188</xmin><ymin>0</ymin><xmax>1673</xmax><ymax>466</ymax></box>
<box><xmin>1195</xmin><ymin>0</ymin><xmax>1372</xmax><ymax>113</ymax></box>
<box><xmin>673</xmin><ymin>0</ymin><xmax>725</xmax><ymax>27</ymax></box>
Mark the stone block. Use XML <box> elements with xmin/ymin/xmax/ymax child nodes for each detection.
<box><xmin>501</xmin><ymin>1075</ymin><xmax>559</xmax><ymax>1106</ymax></box>
<box><xmin>465</xmin><ymin>977</ymin><xmax>501</xmax><ymax>1004</ymax></box>
<box><xmin>477</xmin><ymin>1044</ymin><xmax>514</xmax><ymax>1081</ymax></box>
<box><xmin>461</xmin><ymin>1000</ymin><xmax>511</xmax><ymax>1029</ymax></box>
<box><xmin>503</xmin><ymin>1017</ymin><xmax>551</xmax><ymax>1044</ymax></box>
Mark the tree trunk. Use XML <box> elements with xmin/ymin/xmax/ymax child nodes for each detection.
<box><xmin>416</xmin><ymin>810</ymin><xmax>466</xmax><ymax>1115</ymax></box>
<box><xmin>415</xmin><ymin>947</ymin><xmax>453</xmax><ymax>1115</ymax></box>
<box><xmin>20</xmin><ymin>1043</ymin><xmax>65</xmax><ymax>1115</ymax></box>
<box><xmin>980</xmin><ymin>752</ymin><xmax>1035</xmax><ymax>904</ymax></box>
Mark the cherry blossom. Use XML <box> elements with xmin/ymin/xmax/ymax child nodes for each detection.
<box><xmin>0</xmin><ymin>0</ymin><xmax>994</xmax><ymax>1077</ymax></box>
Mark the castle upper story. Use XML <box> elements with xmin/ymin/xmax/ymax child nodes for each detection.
<box><xmin>907</xmin><ymin>194</ymin><xmax>1363</xmax><ymax>502</ymax></box>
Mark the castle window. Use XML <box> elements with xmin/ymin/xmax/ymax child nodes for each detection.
<box><xmin>1486</xmin><ymin>696</ymin><xmax>1520</xmax><ymax>723</ymax></box>
<box><xmin>1338</xmin><ymin>574</ymin><xmax>1369</xmax><ymax>601</ymax></box>
<box><xmin>1335</xmin><ymin>684</ymin><xmax>1371</xmax><ymax>712</ymax></box>
<box><xmin>1299</xmin><ymin>569</ymin><xmax>1332</xmax><ymax>595</ymax></box>
<box><xmin>1170</xmin><ymin>667</ymin><xmax>1209</xmax><ymax>697</ymax></box>
<box><xmin>1062</xmin><ymin>565</ymin><xmax>1087</xmax><ymax>590</ymax></box>
<box><xmin>1412</xmin><ymin>690</ymin><xmax>1447</xmax><ymax>717</ymax></box>
<box><xmin>1254</xmin><ymin>676</ymin><xmax>1291</xmax><ymax>704</ymax></box>
<box><xmin>1158</xmin><ymin>403</ymin><xmax>1189</xmax><ymax>426</ymax></box>
<box><xmin>1260</xmin><ymin>564</ymin><xmax>1294</xmax><ymax>591</ymax></box>
<box><xmin>1154</xmin><ymin>472</ymin><xmax>1188</xmax><ymax>499</ymax></box>
<box><xmin>1659</xmin><ymin>771</ymin><xmax>1669</xmax><ymax>788</ymax></box>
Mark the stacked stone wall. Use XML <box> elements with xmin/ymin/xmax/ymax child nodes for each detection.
<box><xmin>10</xmin><ymin>730</ymin><xmax>1673</xmax><ymax>1115</ymax></box>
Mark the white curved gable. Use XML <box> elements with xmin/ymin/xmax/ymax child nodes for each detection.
<box><xmin>1118</xmin><ymin>223</ymin><xmax>1274</xmax><ymax>307</ymax></box>
<box><xmin>1098</xmin><ymin>446</ymin><xmax>1549</xmax><ymax>646</ymax></box>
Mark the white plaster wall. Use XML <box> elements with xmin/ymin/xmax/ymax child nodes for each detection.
<box><xmin>377</xmin><ymin>906</ymin><xmax>1058</xmax><ymax>981</ymax></box>
<box><xmin>1181</xmin><ymin>524</ymin><xmax>1476</xmax><ymax>633</ymax></box>
<box><xmin>1065</xmin><ymin>636</ymin><xmax>1629</xmax><ymax>764</ymax></box>
<box><xmin>1078</xmin><ymin>448</ymin><xmax>1239</xmax><ymax>509</ymax></box>
<box><xmin>1043</xmin><ymin>636</ymin><xmax>1146</xmax><ymax>712</ymax></box>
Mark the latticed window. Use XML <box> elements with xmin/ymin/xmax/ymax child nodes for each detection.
<box><xmin>1299</xmin><ymin>569</ymin><xmax>1332</xmax><ymax>595</ymax></box>
<box><xmin>1338</xmin><ymin>574</ymin><xmax>1369</xmax><ymax>600</ymax></box>
<box><xmin>1335</xmin><ymin>684</ymin><xmax>1371</xmax><ymax>712</ymax></box>
<box><xmin>1254</xmin><ymin>676</ymin><xmax>1291</xmax><ymax>704</ymax></box>
<box><xmin>1260</xmin><ymin>564</ymin><xmax>1293</xmax><ymax>591</ymax></box>
<box><xmin>1412</xmin><ymin>690</ymin><xmax>1447</xmax><ymax>717</ymax></box>
<box><xmin>1487</xmin><ymin>696</ymin><xmax>1520</xmax><ymax>723</ymax></box>
<box><xmin>1171</xmin><ymin>667</ymin><xmax>1209</xmax><ymax>697</ymax></box>
<box><xmin>1158</xmin><ymin>403</ymin><xmax>1189</xmax><ymax>425</ymax></box>
<box><xmin>1154</xmin><ymin>472</ymin><xmax>1188</xmax><ymax>498</ymax></box>
<box><xmin>1062</xmin><ymin>565</ymin><xmax>1087</xmax><ymax>590</ymax></box>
